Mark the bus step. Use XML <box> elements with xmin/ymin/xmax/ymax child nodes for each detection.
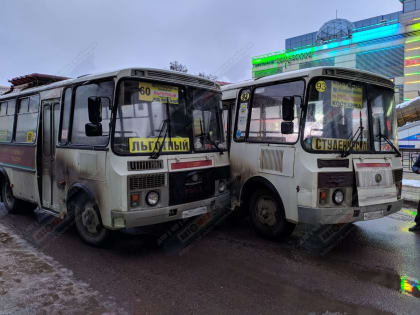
<box><xmin>299</xmin><ymin>223</ymin><xmax>355</xmax><ymax>256</ymax></box>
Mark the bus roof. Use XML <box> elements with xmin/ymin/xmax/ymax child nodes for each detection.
<box><xmin>222</xmin><ymin>66</ymin><xmax>394</xmax><ymax>92</ymax></box>
<box><xmin>0</xmin><ymin>67</ymin><xmax>220</xmax><ymax>101</ymax></box>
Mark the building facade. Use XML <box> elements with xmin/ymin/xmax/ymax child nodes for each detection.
<box><xmin>252</xmin><ymin>0</ymin><xmax>420</xmax><ymax>104</ymax></box>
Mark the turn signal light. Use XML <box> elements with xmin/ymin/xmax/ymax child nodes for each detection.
<box><xmin>319</xmin><ymin>190</ymin><xmax>328</xmax><ymax>205</ymax></box>
<box><xmin>130</xmin><ymin>193</ymin><xmax>140</xmax><ymax>208</ymax></box>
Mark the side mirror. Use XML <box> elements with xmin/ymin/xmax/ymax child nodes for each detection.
<box><xmin>85</xmin><ymin>123</ymin><xmax>103</xmax><ymax>137</ymax></box>
<box><xmin>282</xmin><ymin>96</ymin><xmax>294</xmax><ymax>121</ymax></box>
<box><xmin>88</xmin><ymin>96</ymin><xmax>102</xmax><ymax>124</ymax></box>
<box><xmin>281</xmin><ymin>121</ymin><xmax>294</xmax><ymax>134</ymax></box>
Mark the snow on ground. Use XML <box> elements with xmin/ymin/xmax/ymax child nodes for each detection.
<box><xmin>403</xmin><ymin>178</ymin><xmax>420</xmax><ymax>188</ymax></box>
<box><xmin>0</xmin><ymin>222</ymin><xmax>127</xmax><ymax>314</ymax></box>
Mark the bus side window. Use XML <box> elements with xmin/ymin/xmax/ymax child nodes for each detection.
<box><xmin>234</xmin><ymin>89</ymin><xmax>251</xmax><ymax>141</ymax></box>
<box><xmin>60</xmin><ymin>88</ymin><xmax>72</xmax><ymax>144</ymax></box>
<box><xmin>15</xmin><ymin>95</ymin><xmax>39</xmax><ymax>143</ymax></box>
<box><xmin>0</xmin><ymin>100</ymin><xmax>14</xmax><ymax>142</ymax></box>
<box><xmin>71</xmin><ymin>80</ymin><xmax>113</xmax><ymax>146</ymax></box>
<box><xmin>222</xmin><ymin>99</ymin><xmax>234</xmax><ymax>149</ymax></box>
<box><xmin>249</xmin><ymin>81</ymin><xmax>304</xmax><ymax>143</ymax></box>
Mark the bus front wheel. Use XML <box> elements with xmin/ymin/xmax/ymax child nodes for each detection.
<box><xmin>74</xmin><ymin>195</ymin><xmax>110</xmax><ymax>246</ymax></box>
<box><xmin>1</xmin><ymin>180</ymin><xmax>20</xmax><ymax>214</ymax></box>
<box><xmin>250</xmin><ymin>189</ymin><xmax>295</xmax><ymax>240</ymax></box>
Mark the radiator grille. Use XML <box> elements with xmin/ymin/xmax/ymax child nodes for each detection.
<box><xmin>128</xmin><ymin>160</ymin><xmax>163</xmax><ymax>171</ymax></box>
<box><xmin>260</xmin><ymin>148</ymin><xmax>283</xmax><ymax>172</ymax></box>
<box><xmin>129</xmin><ymin>174</ymin><xmax>165</xmax><ymax>191</ymax></box>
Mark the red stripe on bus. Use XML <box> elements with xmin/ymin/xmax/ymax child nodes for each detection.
<box><xmin>171</xmin><ymin>160</ymin><xmax>212</xmax><ymax>170</ymax></box>
<box><xmin>356</xmin><ymin>163</ymin><xmax>391</xmax><ymax>168</ymax></box>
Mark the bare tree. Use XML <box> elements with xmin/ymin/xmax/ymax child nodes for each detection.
<box><xmin>198</xmin><ymin>72</ymin><xmax>218</xmax><ymax>81</ymax></box>
<box><xmin>169</xmin><ymin>61</ymin><xmax>188</xmax><ymax>73</ymax></box>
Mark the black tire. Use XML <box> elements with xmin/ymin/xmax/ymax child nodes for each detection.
<box><xmin>1</xmin><ymin>180</ymin><xmax>20</xmax><ymax>214</ymax></box>
<box><xmin>250</xmin><ymin>189</ymin><xmax>295</xmax><ymax>240</ymax></box>
<box><xmin>74</xmin><ymin>194</ymin><xmax>110</xmax><ymax>246</ymax></box>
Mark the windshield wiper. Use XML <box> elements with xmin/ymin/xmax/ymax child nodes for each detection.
<box><xmin>150</xmin><ymin>98</ymin><xmax>172</xmax><ymax>159</ymax></box>
<box><xmin>198</xmin><ymin>120</ymin><xmax>224</xmax><ymax>155</ymax></box>
<box><xmin>376</xmin><ymin>119</ymin><xmax>401</xmax><ymax>157</ymax></box>
<box><xmin>341</xmin><ymin>111</ymin><xmax>364</xmax><ymax>158</ymax></box>
<box><xmin>149</xmin><ymin>119</ymin><xmax>169</xmax><ymax>159</ymax></box>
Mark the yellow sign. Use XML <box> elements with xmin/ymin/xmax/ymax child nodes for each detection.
<box><xmin>311</xmin><ymin>137</ymin><xmax>368</xmax><ymax>151</ymax></box>
<box><xmin>315</xmin><ymin>81</ymin><xmax>326</xmax><ymax>93</ymax></box>
<box><xmin>241</xmin><ymin>92</ymin><xmax>250</xmax><ymax>102</ymax></box>
<box><xmin>331</xmin><ymin>81</ymin><xmax>363</xmax><ymax>109</ymax></box>
<box><xmin>138</xmin><ymin>82</ymin><xmax>179</xmax><ymax>104</ymax></box>
<box><xmin>129</xmin><ymin>137</ymin><xmax>190</xmax><ymax>153</ymax></box>
<box><xmin>26</xmin><ymin>131</ymin><xmax>35</xmax><ymax>143</ymax></box>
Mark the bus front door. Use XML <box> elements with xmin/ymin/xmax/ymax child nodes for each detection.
<box><xmin>41</xmin><ymin>101</ymin><xmax>60</xmax><ymax>210</ymax></box>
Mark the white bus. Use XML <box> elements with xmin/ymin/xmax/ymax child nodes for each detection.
<box><xmin>0</xmin><ymin>68</ymin><xmax>230</xmax><ymax>245</ymax></box>
<box><xmin>222</xmin><ymin>67</ymin><xmax>402</xmax><ymax>240</ymax></box>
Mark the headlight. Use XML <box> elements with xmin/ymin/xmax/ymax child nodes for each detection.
<box><xmin>332</xmin><ymin>189</ymin><xmax>344</xmax><ymax>205</ymax></box>
<box><xmin>218</xmin><ymin>180</ymin><xmax>226</xmax><ymax>193</ymax></box>
<box><xmin>146</xmin><ymin>191</ymin><xmax>159</xmax><ymax>206</ymax></box>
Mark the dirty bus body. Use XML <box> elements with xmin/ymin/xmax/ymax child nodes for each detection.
<box><xmin>222</xmin><ymin>67</ymin><xmax>402</xmax><ymax>240</ymax></box>
<box><xmin>0</xmin><ymin>69</ymin><xmax>230</xmax><ymax>245</ymax></box>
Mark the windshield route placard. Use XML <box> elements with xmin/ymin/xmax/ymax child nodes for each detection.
<box><xmin>138</xmin><ymin>82</ymin><xmax>179</xmax><ymax>104</ymax></box>
<box><xmin>129</xmin><ymin>137</ymin><xmax>190</xmax><ymax>153</ymax></box>
<box><xmin>331</xmin><ymin>81</ymin><xmax>363</xmax><ymax>109</ymax></box>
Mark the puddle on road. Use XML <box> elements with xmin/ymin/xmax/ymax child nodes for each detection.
<box><xmin>400</xmin><ymin>276</ymin><xmax>420</xmax><ymax>298</ymax></box>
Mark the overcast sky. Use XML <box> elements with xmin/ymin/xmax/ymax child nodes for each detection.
<box><xmin>0</xmin><ymin>0</ymin><xmax>402</xmax><ymax>86</ymax></box>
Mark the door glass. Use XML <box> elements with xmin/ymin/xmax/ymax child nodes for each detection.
<box><xmin>43</xmin><ymin>106</ymin><xmax>51</xmax><ymax>157</ymax></box>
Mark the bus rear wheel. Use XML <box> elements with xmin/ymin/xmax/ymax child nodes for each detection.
<box><xmin>74</xmin><ymin>195</ymin><xmax>110</xmax><ymax>246</ymax></box>
<box><xmin>1</xmin><ymin>180</ymin><xmax>20</xmax><ymax>214</ymax></box>
<box><xmin>250</xmin><ymin>189</ymin><xmax>295</xmax><ymax>240</ymax></box>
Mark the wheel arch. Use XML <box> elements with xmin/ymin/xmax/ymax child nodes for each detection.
<box><xmin>240</xmin><ymin>175</ymin><xmax>284</xmax><ymax>212</ymax></box>
<box><xmin>0</xmin><ymin>167</ymin><xmax>10</xmax><ymax>202</ymax></box>
<box><xmin>66</xmin><ymin>183</ymin><xmax>98</xmax><ymax>213</ymax></box>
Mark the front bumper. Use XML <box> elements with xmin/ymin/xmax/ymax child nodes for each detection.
<box><xmin>297</xmin><ymin>199</ymin><xmax>403</xmax><ymax>225</ymax></box>
<box><xmin>111</xmin><ymin>192</ymin><xmax>231</xmax><ymax>229</ymax></box>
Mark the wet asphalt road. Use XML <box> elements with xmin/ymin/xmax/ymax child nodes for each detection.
<box><xmin>1</xmin><ymin>204</ymin><xmax>420</xmax><ymax>315</ymax></box>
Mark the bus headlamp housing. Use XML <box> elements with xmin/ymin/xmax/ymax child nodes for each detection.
<box><xmin>332</xmin><ymin>189</ymin><xmax>345</xmax><ymax>205</ymax></box>
<box><xmin>146</xmin><ymin>191</ymin><xmax>160</xmax><ymax>206</ymax></box>
<box><xmin>218</xmin><ymin>180</ymin><xmax>226</xmax><ymax>193</ymax></box>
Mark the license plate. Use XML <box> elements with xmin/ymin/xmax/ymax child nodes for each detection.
<box><xmin>182</xmin><ymin>207</ymin><xmax>208</xmax><ymax>219</ymax></box>
<box><xmin>363</xmin><ymin>210</ymin><xmax>384</xmax><ymax>220</ymax></box>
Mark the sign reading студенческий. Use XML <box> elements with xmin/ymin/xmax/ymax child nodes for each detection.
<box><xmin>129</xmin><ymin>137</ymin><xmax>190</xmax><ymax>153</ymax></box>
<box><xmin>311</xmin><ymin>137</ymin><xmax>368</xmax><ymax>151</ymax></box>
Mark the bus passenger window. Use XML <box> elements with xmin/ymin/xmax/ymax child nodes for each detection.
<box><xmin>0</xmin><ymin>101</ymin><xmax>14</xmax><ymax>142</ymax></box>
<box><xmin>71</xmin><ymin>81</ymin><xmax>113</xmax><ymax>146</ymax></box>
<box><xmin>15</xmin><ymin>96</ymin><xmax>39</xmax><ymax>143</ymax></box>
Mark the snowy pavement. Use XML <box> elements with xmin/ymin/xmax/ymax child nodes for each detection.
<box><xmin>0</xmin><ymin>222</ymin><xmax>126</xmax><ymax>315</ymax></box>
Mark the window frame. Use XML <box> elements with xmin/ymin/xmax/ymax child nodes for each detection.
<box><xmin>58</xmin><ymin>78</ymin><xmax>115</xmax><ymax>149</ymax></box>
<box><xmin>0</xmin><ymin>100</ymin><xmax>15</xmax><ymax>143</ymax></box>
<box><xmin>14</xmin><ymin>94</ymin><xmax>40</xmax><ymax>145</ymax></box>
<box><xmin>233</xmin><ymin>78</ymin><xmax>306</xmax><ymax>145</ymax></box>
<box><xmin>300</xmin><ymin>76</ymin><xmax>397</xmax><ymax>155</ymax></box>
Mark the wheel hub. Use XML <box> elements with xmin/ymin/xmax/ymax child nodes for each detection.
<box><xmin>81</xmin><ymin>207</ymin><xmax>100</xmax><ymax>234</ymax></box>
<box><xmin>256</xmin><ymin>196</ymin><xmax>277</xmax><ymax>226</ymax></box>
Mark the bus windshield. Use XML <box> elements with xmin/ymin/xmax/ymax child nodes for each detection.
<box><xmin>113</xmin><ymin>79</ymin><xmax>225</xmax><ymax>155</ymax></box>
<box><xmin>302</xmin><ymin>78</ymin><xmax>397</xmax><ymax>154</ymax></box>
